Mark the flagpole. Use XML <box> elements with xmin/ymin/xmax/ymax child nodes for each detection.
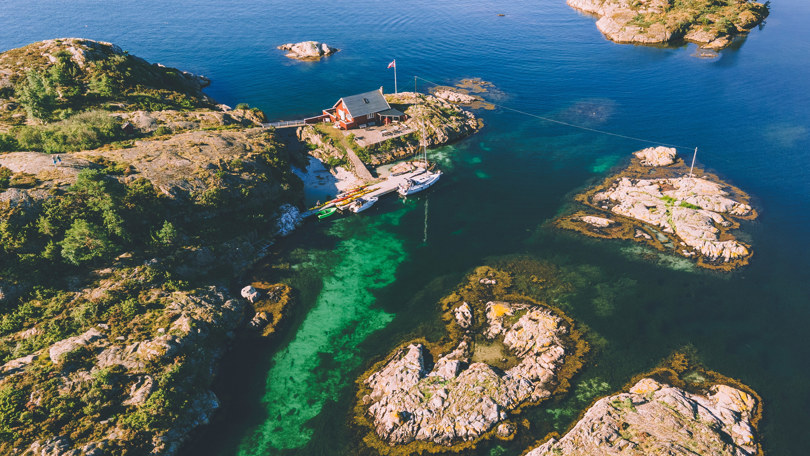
<box><xmin>394</xmin><ymin>61</ymin><xmax>398</xmax><ymax>94</ymax></box>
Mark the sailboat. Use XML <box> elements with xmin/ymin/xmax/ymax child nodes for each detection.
<box><xmin>398</xmin><ymin>124</ymin><xmax>442</xmax><ymax>196</ymax></box>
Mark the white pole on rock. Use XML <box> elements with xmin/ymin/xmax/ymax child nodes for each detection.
<box><xmin>394</xmin><ymin>61</ymin><xmax>398</xmax><ymax>94</ymax></box>
<box><xmin>689</xmin><ymin>147</ymin><xmax>698</xmax><ymax>178</ymax></box>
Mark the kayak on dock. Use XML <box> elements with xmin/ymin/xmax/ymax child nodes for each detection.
<box><xmin>317</xmin><ymin>207</ymin><xmax>338</xmax><ymax>219</ymax></box>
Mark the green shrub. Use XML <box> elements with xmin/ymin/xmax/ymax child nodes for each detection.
<box><xmin>60</xmin><ymin>219</ymin><xmax>116</xmax><ymax>265</ymax></box>
<box><xmin>15</xmin><ymin>70</ymin><xmax>57</xmax><ymax>121</ymax></box>
<box><xmin>0</xmin><ymin>385</ymin><xmax>27</xmax><ymax>439</ymax></box>
<box><xmin>235</xmin><ymin>103</ymin><xmax>250</xmax><ymax>110</ymax></box>
<box><xmin>10</xmin><ymin>111</ymin><xmax>122</xmax><ymax>153</ymax></box>
<box><xmin>0</xmin><ymin>134</ymin><xmax>17</xmax><ymax>152</ymax></box>
<box><xmin>155</xmin><ymin>125</ymin><xmax>172</xmax><ymax>136</ymax></box>
<box><xmin>151</xmin><ymin>221</ymin><xmax>178</xmax><ymax>247</ymax></box>
<box><xmin>0</xmin><ymin>167</ymin><xmax>11</xmax><ymax>189</ymax></box>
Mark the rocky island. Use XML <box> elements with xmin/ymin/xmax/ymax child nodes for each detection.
<box><xmin>525</xmin><ymin>355</ymin><xmax>762</xmax><ymax>456</ymax></box>
<box><xmin>555</xmin><ymin>146</ymin><xmax>758</xmax><ymax>270</ymax></box>
<box><xmin>356</xmin><ymin>264</ymin><xmax>588</xmax><ymax>454</ymax></box>
<box><xmin>568</xmin><ymin>0</ymin><xmax>769</xmax><ymax>50</ymax></box>
<box><xmin>277</xmin><ymin>41</ymin><xmax>339</xmax><ymax>60</ymax></box>
<box><xmin>0</xmin><ymin>38</ymin><xmax>304</xmax><ymax>455</ymax></box>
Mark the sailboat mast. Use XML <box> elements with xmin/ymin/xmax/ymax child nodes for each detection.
<box><xmin>421</xmin><ymin>122</ymin><xmax>427</xmax><ymax>165</ymax></box>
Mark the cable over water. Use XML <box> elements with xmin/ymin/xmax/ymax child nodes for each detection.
<box><xmin>413</xmin><ymin>75</ymin><xmax>696</xmax><ymax>152</ymax></box>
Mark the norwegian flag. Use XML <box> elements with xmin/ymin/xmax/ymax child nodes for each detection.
<box><xmin>387</xmin><ymin>59</ymin><xmax>396</xmax><ymax>69</ymax></box>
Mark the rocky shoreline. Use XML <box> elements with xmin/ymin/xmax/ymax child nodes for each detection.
<box><xmin>0</xmin><ymin>39</ymin><xmax>305</xmax><ymax>456</ymax></box>
<box><xmin>525</xmin><ymin>353</ymin><xmax>763</xmax><ymax>456</ymax></box>
<box><xmin>527</xmin><ymin>377</ymin><xmax>760</xmax><ymax>455</ymax></box>
<box><xmin>568</xmin><ymin>0</ymin><xmax>769</xmax><ymax>50</ymax></box>
<box><xmin>355</xmin><ymin>265</ymin><xmax>588</xmax><ymax>454</ymax></box>
<box><xmin>554</xmin><ymin>146</ymin><xmax>758</xmax><ymax>270</ymax></box>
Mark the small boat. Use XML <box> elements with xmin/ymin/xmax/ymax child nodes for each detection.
<box><xmin>398</xmin><ymin>170</ymin><xmax>442</xmax><ymax>196</ymax></box>
<box><xmin>317</xmin><ymin>207</ymin><xmax>337</xmax><ymax>219</ymax></box>
<box><xmin>348</xmin><ymin>196</ymin><xmax>378</xmax><ymax>213</ymax></box>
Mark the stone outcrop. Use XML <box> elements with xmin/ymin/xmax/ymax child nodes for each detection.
<box><xmin>433</xmin><ymin>89</ymin><xmax>478</xmax><ymax>104</ymax></box>
<box><xmin>526</xmin><ymin>378</ymin><xmax>760</xmax><ymax>455</ymax></box>
<box><xmin>554</xmin><ymin>147</ymin><xmax>757</xmax><ymax>270</ymax></box>
<box><xmin>454</xmin><ymin>302</ymin><xmax>473</xmax><ymax>329</ymax></box>
<box><xmin>361</xmin><ymin>299</ymin><xmax>575</xmax><ymax>448</ymax></box>
<box><xmin>593</xmin><ymin>175</ymin><xmax>752</xmax><ymax>262</ymax></box>
<box><xmin>241</xmin><ymin>285</ymin><xmax>261</xmax><ymax>303</ymax></box>
<box><xmin>48</xmin><ymin>327</ymin><xmax>104</xmax><ymax>363</ymax></box>
<box><xmin>634</xmin><ymin>146</ymin><xmax>676</xmax><ymax>167</ymax></box>
<box><xmin>277</xmin><ymin>41</ymin><xmax>339</xmax><ymax>60</ymax></box>
<box><xmin>580</xmin><ymin>215</ymin><xmax>614</xmax><ymax>227</ymax></box>
<box><xmin>567</xmin><ymin>0</ymin><xmax>769</xmax><ymax>50</ymax></box>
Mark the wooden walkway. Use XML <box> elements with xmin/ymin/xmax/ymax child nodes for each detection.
<box><xmin>263</xmin><ymin>120</ymin><xmax>306</xmax><ymax>129</ymax></box>
<box><xmin>345</xmin><ymin>146</ymin><xmax>374</xmax><ymax>182</ymax></box>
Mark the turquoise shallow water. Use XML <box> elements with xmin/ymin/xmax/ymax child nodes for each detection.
<box><xmin>3</xmin><ymin>1</ymin><xmax>810</xmax><ymax>455</ymax></box>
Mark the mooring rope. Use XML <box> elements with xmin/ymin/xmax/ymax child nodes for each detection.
<box><xmin>413</xmin><ymin>75</ymin><xmax>696</xmax><ymax>151</ymax></box>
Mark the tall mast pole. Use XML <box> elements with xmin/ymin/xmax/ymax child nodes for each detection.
<box><xmin>689</xmin><ymin>147</ymin><xmax>698</xmax><ymax>178</ymax></box>
<box><xmin>394</xmin><ymin>61</ymin><xmax>398</xmax><ymax>94</ymax></box>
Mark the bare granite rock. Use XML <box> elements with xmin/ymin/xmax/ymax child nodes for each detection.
<box><xmin>593</xmin><ymin>176</ymin><xmax>752</xmax><ymax>262</ymax></box>
<box><xmin>454</xmin><ymin>302</ymin><xmax>473</xmax><ymax>329</ymax></box>
<box><xmin>634</xmin><ymin>146</ymin><xmax>677</xmax><ymax>167</ymax></box>
<box><xmin>362</xmin><ymin>300</ymin><xmax>570</xmax><ymax>447</ymax></box>
<box><xmin>241</xmin><ymin>285</ymin><xmax>261</xmax><ymax>303</ymax></box>
<box><xmin>49</xmin><ymin>327</ymin><xmax>105</xmax><ymax>363</ymax></box>
<box><xmin>525</xmin><ymin>377</ymin><xmax>759</xmax><ymax>456</ymax></box>
<box><xmin>433</xmin><ymin>89</ymin><xmax>478</xmax><ymax>104</ymax></box>
<box><xmin>555</xmin><ymin>148</ymin><xmax>757</xmax><ymax>269</ymax></box>
<box><xmin>580</xmin><ymin>215</ymin><xmax>614</xmax><ymax>227</ymax></box>
<box><xmin>277</xmin><ymin>41</ymin><xmax>339</xmax><ymax>60</ymax></box>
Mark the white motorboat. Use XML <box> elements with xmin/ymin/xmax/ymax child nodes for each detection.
<box><xmin>398</xmin><ymin>122</ymin><xmax>441</xmax><ymax>196</ymax></box>
<box><xmin>398</xmin><ymin>170</ymin><xmax>441</xmax><ymax>196</ymax></box>
<box><xmin>349</xmin><ymin>196</ymin><xmax>378</xmax><ymax>213</ymax></box>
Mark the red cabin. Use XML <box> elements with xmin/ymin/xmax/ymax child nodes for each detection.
<box><xmin>323</xmin><ymin>88</ymin><xmax>406</xmax><ymax>130</ymax></box>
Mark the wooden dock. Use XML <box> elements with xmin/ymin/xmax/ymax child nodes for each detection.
<box><xmin>302</xmin><ymin>168</ymin><xmax>426</xmax><ymax>218</ymax></box>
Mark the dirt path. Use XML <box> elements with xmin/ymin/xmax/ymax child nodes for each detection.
<box><xmin>345</xmin><ymin>146</ymin><xmax>374</xmax><ymax>181</ymax></box>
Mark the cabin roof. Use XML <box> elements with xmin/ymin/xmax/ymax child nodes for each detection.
<box><xmin>377</xmin><ymin>107</ymin><xmax>405</xmax><ymax>117</ymax></box>
<box><xmin>335</xmin><ymin>89</ymin><xmax>391</xmax><ymax>118</ymax></box>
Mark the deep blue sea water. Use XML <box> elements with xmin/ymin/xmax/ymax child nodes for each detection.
<box><xmin>3</xmin><ymin>1</ymin><xmax>810</xmax><ymax>455</ymax></box>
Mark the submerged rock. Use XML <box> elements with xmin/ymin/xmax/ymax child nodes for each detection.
<box><xmin>525</xmin><ymin>377</ymin><xmax>760</xmax><ymax>455</ymax></box>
